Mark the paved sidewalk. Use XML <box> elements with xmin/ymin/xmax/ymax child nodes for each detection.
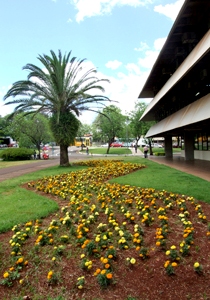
<box><xmin>129</xmin><ymin>147</ymin><xmax>210</xmax><ymax>182</ymax></box>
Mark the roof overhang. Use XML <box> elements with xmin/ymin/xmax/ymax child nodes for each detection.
<box><xmin>145</xmin><ymin>93</ymin><xmax>210</xmax><ymax>137</ymax></box>
<box><xmin>139</xmin><ymin>0</ymin><xmax>210</xmax><ymax>100</ymax></box>
<box><xmin>141</xmin><ymin>30</ymin><xmax>210</xmax><ymax>121</ymax></box>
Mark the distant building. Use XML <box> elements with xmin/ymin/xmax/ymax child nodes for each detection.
<box><xmin>139</xmin><ymin>0</ymin><xmax>210</xmax><ymax>161</ymax></box>
<box><xmin>0</xmin><ymin>136</ymin><xmax>17</xmax><ymax>147</ymax></box>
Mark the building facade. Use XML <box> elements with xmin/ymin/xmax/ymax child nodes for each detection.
<box><xmin>139</xmin><ymin>0</ymin><xmax>210</xmax><ymax>161</ymax></box>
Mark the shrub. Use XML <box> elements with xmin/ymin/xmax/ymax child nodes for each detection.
<box><xmin>154</xmin><ymin>152</ymin><xmax>165</xmax><ymax>156</ymax></box>
<box><xmin>0</xmin><ymin>148</ymin><xmax>34</xmax><ymax>161</ymax></box>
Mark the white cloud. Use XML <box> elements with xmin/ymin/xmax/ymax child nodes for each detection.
<box><xmin>72</xmin><ymin>0</ymin><xmax>153</xmax><ymax>22</ymax></box>
<box><xmin>137</xmin><ymin>37</ymin><xmax>166</xmax><ymax>70</ymax></box>
<box><xmin>138</xmin><ymin>50</ymin><xmax>158</xmax><ymax>69</ymax></box>
<box><xmin>0</xmin><ymin>85</ymin><xmax>15</xmax><ymax>117</ymax></box>
<box><xmin>154</xmin><ymin>37</ymin><xmax>167</xmax><ymax>51</ymax></box>
<box><xmin>67</xmin><ymin>18</ymin><xmax>73</xmax><ymax>23</ymax></box>
<box><xmin>134</xmin><ymin>41</ymin><xmax>149</xmax><ymax>52</ymax></box>
<box><xmin>154</xmin><ymin>0</ymin><xmax>184</xmax><ymax>21</ymax></box>
<box><xmin>125</xmin><ymin>63</ymin><xmax>141</xmax><ymax>75</ymax></box>
<box><xmin>105</xmin><ymin>60</ymin><xmax>122</xmax><ymax>70</ymax></box>
<box><xmin>77</xmin><ymin>61</ymin><xmax>150</xmax><ymax>124</ymax></box>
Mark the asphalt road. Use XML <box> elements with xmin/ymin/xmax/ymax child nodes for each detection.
<box><xmin>0</xmin><ymin>149</ymin><xmax>89</xmax><ymax>182</ymax></box>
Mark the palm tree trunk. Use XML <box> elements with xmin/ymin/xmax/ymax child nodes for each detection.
<box><xmin>60</xmin><ymin>144</ymin><xmax>70</xmax><ymax>166</ymax></box>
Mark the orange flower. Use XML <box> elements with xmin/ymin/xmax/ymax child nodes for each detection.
<box><xmin>105</xmin><ymin>264</ymin><xmax>110</xmax><ymax>269</ymax></box>
<box><xmin>106</xmin><ymin>273</ymin><xmax>113</xmax><ymax>279</ymax></box>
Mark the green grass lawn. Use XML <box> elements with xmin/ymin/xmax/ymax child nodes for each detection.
<box><xmin>0</xmin><ymin>165</ymin><xmax>86</xmax><ymax>233</ymax></box>
<box><xmin>0</xmin><ymin>156</ymin><xmax>209</xmax><ymax>233</ymax></box>
<box><xmin>0</xmin><ymin>159</ymin><xmax>39</xmax><ymax>169</ymax></box>
<box><xmin>82</xmin><ymin>147</ymin><xmax>132</xmax><ymax>155</ymax></box>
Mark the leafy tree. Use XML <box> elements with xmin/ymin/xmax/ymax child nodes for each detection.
<box><xmin>77</xmin><ymin>123</ymin><xmax>92</xmax><ymax>137</ymax></box>
<box><xmin>129</xmin><ymin>101</ymin><xmax>155</xmax><ymax>154</ymax></box>
<box><xmin>50</xmin><ymin>111</ymin><xmax>80</xmax><ymax>161</ymax></box>
<box><xmin>3</xmin><ymin>50</ymin><xmax>110</xmax><ymax>166</ymax></box>
<box><xmin>93</xmin><ymin>105</ymin><xmax>125</xmax><ymax>153</ymax></box>
<box><xmin>8</xmin><ymin>113</ymin><xmax>53</xmax><ymax>157</ymax></box>
<box><xmin>0</xmin><ymin>115</ymin><xmax>11</xmax><ymax>139</ymax></box>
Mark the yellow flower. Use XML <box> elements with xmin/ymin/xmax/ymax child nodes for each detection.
<box><xmin>3</xmin><ymin>272</ymin><xmax>9</xmax><ymax>278</ymax></box>
<box><xmin>194</xmin><ymin>262</ymin><xmax>200</xmax><ymax>268</ymax></box>
<box><xmin>130</xmin><ymin>258</ymin><xmax>136</xmax><ymax>264</ymax></box>
<box><xmin>95</xmin><ymin>236</ymin><xmax>100</xmax><ymax>242</ymax></box>
<box><xmin>164</xmin><ymin>260</ymin><xmax>170</xmax><ymax>268</ymax></box>
<box><xmin>47</xmin><ymin>270</ymin><xmax>53</xmax><ymax>280</ymax></box>
<box><xmin>103</xmin><ymin>258</ymin><xmax>108</xmax><ymax>264</ymax></box>
<box><xmin>166</xmin><ymin>250</ymin><xmax>170</xmax><ymax>256</ymax></box>
<box><xmin>171</xmin><ymin>262</ymin><xmax>178</xmax><ymax>267</ymax></box>
<box><xmin>170</xmin><ymin>245</ymin><xmax>176</xmax><ymax>250</ymax></box>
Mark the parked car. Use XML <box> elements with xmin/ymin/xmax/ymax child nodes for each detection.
<box><xmin>152</xmin><ymin>143</ymin><xmax>163</xmax><ymax>148</ymax></box>
<box><xmin>110</xmin><ymin>142</ymin><xmax>123</xmax><ymax>147</ymax></box>
<box><xmin>101</xmin><ymin>143</ymin><xmax>109</xmax><ymax>147</ymax></box>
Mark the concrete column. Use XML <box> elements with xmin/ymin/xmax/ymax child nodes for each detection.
<box><xmin>184</xmin><ymin>132</ymin><xmax>194</xmax><ymax>160</ymax></box>
<box><xmin>165</xmin><ymin>136</ymin><xmax>173</xmax><ymax>158</ymax></box>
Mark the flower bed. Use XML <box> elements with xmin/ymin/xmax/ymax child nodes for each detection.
<box><xmin>1</xmin><ymin>160</ymin><xmax>210</xmax><ymax>299</ymax></box>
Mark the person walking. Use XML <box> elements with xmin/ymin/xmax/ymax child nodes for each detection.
<box><xmin>86</xmin><ymin>147</ymin><xmax>89</xmax><ymax>155</ymax></box>
<box><xmin>143</xmin><ymin>146</ymin><xmax>148</xmax><ymax>158</ymax></box>
<box><xmin>134</xmin><ymin>144</ymin><xmax>138</xmax><ymax>153</ymax></box>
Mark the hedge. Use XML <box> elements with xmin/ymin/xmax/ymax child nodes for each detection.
<box><xmin>0</xmin><ymin>148</ymin><xmax>34</xmax><ymax>161</ymax></box>
<box><xmin>154</xmin><ymin>152</ymin><xmax>165</xmax><ymax>156</ymax></box>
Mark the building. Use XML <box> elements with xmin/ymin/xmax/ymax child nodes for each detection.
<box><xmin>139</xmin><ymin>0</ymin><xmax>210</xmax><ymax>161</ymax></box>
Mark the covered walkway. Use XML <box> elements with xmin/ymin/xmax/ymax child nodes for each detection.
<box><xmin>130</xmin><ymin>147</ymin><xmax>210</xmax><ymax>182</ymax></box>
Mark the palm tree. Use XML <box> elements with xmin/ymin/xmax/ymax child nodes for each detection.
<box><xmin>4</xmin><ymin>50</ymin><xmax>110</xmax><ymax>166</ymax></box>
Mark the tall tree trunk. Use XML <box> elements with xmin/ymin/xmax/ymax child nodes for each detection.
<box><xmin>60</xmin><ymin>144</ymin><xmax>70</xmax><ymax>166</ymax></box>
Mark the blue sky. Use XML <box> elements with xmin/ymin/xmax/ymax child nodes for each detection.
<box><xmin>0</xmin><ymin>0</ymin><xmax>184</xmax><ymax>123</ymax></box>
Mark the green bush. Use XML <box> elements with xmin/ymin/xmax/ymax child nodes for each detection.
<box><xmin>154</xmin><ymin>152</ymin><xmax>165</xmax><ymax>156</ymax></box>
<box><xmin>0</xmin><ymin>147</ymin><xmax>34</xmax><ymax>161</ymax></box>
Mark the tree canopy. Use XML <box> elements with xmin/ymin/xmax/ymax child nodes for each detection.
<box><xmin>4</xmin><ymin>50</ymin><xmax>110</xmax><ymax>165</ymax></box>
<box><xmin>93</xmin><ymin>105</ymin><xmax>125</xmax><ymax>153</ymax></box>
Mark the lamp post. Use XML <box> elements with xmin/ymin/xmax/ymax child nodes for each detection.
<box><xmin>126</xmin><ymin>115</ymin><xmax>129</xmax><ymax>149</ymax></box>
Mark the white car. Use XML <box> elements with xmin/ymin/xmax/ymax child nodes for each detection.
<box><xmin>152</xmin><ymin>143</ymin><xmax>163</xmax><ymax>148</ymax></box>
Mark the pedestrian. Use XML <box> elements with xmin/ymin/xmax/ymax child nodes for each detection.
<box><xmin>33</xmin><ymin>150</ymin><xmax>37</xmax><ymax>160</ymax></box>
<box><xmin>86</xmin><ymin>147</ymin><xmax>89</xmax><ymax>155</ymax></box>
<box><xmin>134</xmin><ymin>144</ymin><xmax>138</xmax><ymax>153</ymax></box>
<box><xmin>143</xmin><ymin>146</ymin><xmax>148</xmax><ymax>158</ymax></box>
